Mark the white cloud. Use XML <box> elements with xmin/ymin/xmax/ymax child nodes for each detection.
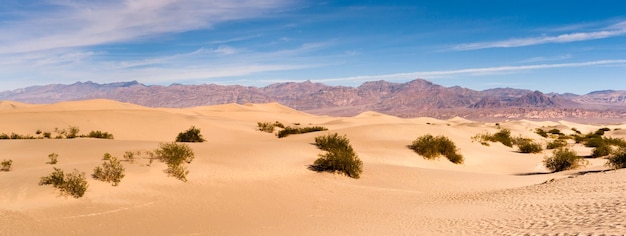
<box><xmin>0</xmin><ymin>0</ymin><xmax>290</xmax><ymax>54</ymax></box>
<box><xmin>315</xmin><ymin>60</ymin><xmax>626</xmax><ymax>83</ymax></box>
<box><xmin>521</xmin><ymin>54</ymin><xmax>572</xmax><ymax>63</ymax></box>
<box><xmin>452</xmin><ymin>21</ymin><xmax>626</xmax><ymax>51</ymax></box>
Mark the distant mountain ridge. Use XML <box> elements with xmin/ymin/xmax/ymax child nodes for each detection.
<box><xmin>1</xmin><ymin>79</ymin><xmax>625</xmax><ymax>120</ymax></box>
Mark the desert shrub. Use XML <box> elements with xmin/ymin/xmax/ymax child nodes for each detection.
<box><xmin>66</xmin><ymin>126</ymin><xmax>80</xmax><ymax>139</ymax></box>
<box><xmin>594</xmin><ymin>127</ymin><xmax>610</xmax><ymax>136</ymax></box>
<box><xmin>43</xmin><ymin>132</ymin><xmax>52</xmax><ymax>138</ymax></box>
<box><xmin>585</xmin><ymin>137</ymin><xmax>605</xmax><ymax>148</ymax></box>
<box><xmin>39</xmin><ymin>168</ymin><xmax>88</xmax><ymax>198</ymax></box>
<box><xmin>314</xmin><ymin>133</ymin><xmax>351</xmax><ymax>151</ymax></box>
<box><xmin>544</xmin><ymin>148</ymin><xmax>584</xmax><ymax>172</ymax></box>
<box><xmin>85</xmin><ymin>130</ymin><xmax>114</xmax><ymax>139</ymax></box>
<box><xmin>0</xmin><ymin>133</ymin><xmax>9</xmax><ymax>139</ymax></box>
<box><xmin>604</xmin><ymin>137</ymin><xmax>626</xmax><ymax>147</ymax></box>
<box><xmin>1</xmin><ymin>159</ymin><xmax>13</xmax><ymax>171</ymax></box>
<box><xmin>535</xmin><ymin>129</ymin><xmax>548</xmax><ymax>138</ymax></box>
<box><xmin>273</xmin><ymin>121</ymin><xmax>285</xmax><ymax>128</ymax></box>
<box><xmin>277</xmin><ymin>126</ymin><xmax>328</xmax><ymax>138</ymax></box>
<box><xmin>547</xmin><ymin>128</ymin><xmax>563</xmax><ymax>136</ymax></box>
<box><xmin>92</xmin><ymin>156</ymin><xmax>125</xmax><ymax>186</ymax></box>
<box><xmin>592</xmin><ymin>144</ymin><xmax>612</xmax><ymax>158</ymax></box>
<box><xmin>409</xmin><ymin>134</ymin><xmax>464</xmax><ymax>164</ymax></box>
<box><xmin>154</xmin><ymin>142</ymin><xmax>195</xmax><ymax>181</ymax></box>
<box><xmin>257</xmin><ymin>122</ymin><xmax>275</xmax><ymax>133</ymax></box>
<box><xmin>546</xmin><ymin>139</ymin><xmax>567</xmax><ymax>150</ymax></box>
<box><xmin>123</xmin><ymin>151</ymin><xmax>135</xmax><ymax>163</ymax></box>
<box><xmin>607</xmin><ymin>148</ymin><xmax>626</xmax><ymax>169</ymax></box>
<box><xmin>310</xmin><ymin>133</ymin><xmax>363</xmax><ymax>179</ymax></box>
<box><xmin>571</xmin><ymin>128</ymin><xmax>582</xmax><ymax>134</ymax></box>
<box><xmin>102</xmin><ymin>153</ymin><xmax>112</xmax><ymax>161</ymax></box>
<box><xmin>175</xmin><ymin>126</ymin><xmax>205</xmax><ymax>143</ymax></box>
<box><xmin>516</xmin><ymin>139</ymin><xmax>543</xmax><ymax>154</ymax></box>
<box><xmin>47</xmin><ymin>153</ymin><xmax>59</xmax><ymax>165</ymax></box>
<box><xmin>472</xmin><ymin>129</ymin><xmax>513</xmax><ymax>147</ymax></box>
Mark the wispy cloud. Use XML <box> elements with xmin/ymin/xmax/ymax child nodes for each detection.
<box><xmin>520</xmin><ymin>54</ymin><xmax>572</xmax><ymax>63</ymax></box>
<box><xmin>452</xmin><ymin>21</ymin><xmax>626</xmax><ymax>51</ymax></box>
<box><xmin>315</xmin><ymin>60</ymin><xmax>626</xmax><ymax>83</ymax></box>
<box><xmin>0</xmin><ymin>0</ymin><xmax>290</xmax><ymax>54</ymax></box>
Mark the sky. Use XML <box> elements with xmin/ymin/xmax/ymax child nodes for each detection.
<box><xmin>0</xmin><ymin>0</ymin><xmax>625</xmax><ymax>94</ymax></box>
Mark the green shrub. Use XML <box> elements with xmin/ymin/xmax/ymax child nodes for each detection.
<box><xmin>310</xmin><ymin>133</ymin><xmax>363</xmax><ymax>179</ymax></box>
<box><xmin>314</xmin><ymin>133</ymin><xmax>351</xmax><ymax>151</ymax></box>
<box><xmin>473</xmin><ymin>129</ymin><xmax>513</xmax><ymax>147</ymax></box>
<box><xmin>47</xmin><ymin>153</ymin><xmax>59</xmax><ymax>165</ymax></box>
<box><xmin>535</xmin><ymin>129</ymin><xmax>548</xmax><ymax>138</ymax></box>
<box><xmin>546</xmin><ymin>139</ymin><xmax>567</xmax><ymax>150</ymax></box>
<box><xmin>66</xmin><ymin>126</ymin><xmax>80</xmax><ymax>139</ymax></box>
<box><xmin>39</xmin><ymin>168</ymin><xmax>88</xmax><ymax>198</ymax></box>
<box><xmin>123</xmin><ymin>151</ymin><xmax>135</xmax><ymax>163</ymax></box>
<box><xmin>92</xmin><ymin>156</ymin><xmax>125</xmax><ymax>186</ymax></box>
<box><xmin>409</xmin><ymin>134</ymin><xmax>464</xmax><ymax>164</ymax></box>
<box><xmin>592</xmin><ymin>144</ymin><xmax>612</xmax><ymax>158</ymax></box>
<box><xmin>277</xmin><ymin>126</ymin><xmax>328</xmax><ymax>138</ymax></box>
<box><xmin>175</xmin><ymin>126</ymin><xmax>205</xmax><ymax>143</ymax></box>
<box><xmin>1</xmin><ymin>159</ymin><xmax>13</xmax><ymax>171</ymax></box>
<box><xmin>516</xmin><ymin>139</ymin><xmax>543</xmax><ymax>153</ymax></box>
<box><xmin>544</xmin><ymin>148</ymin><xmax>584</xmax><ymax>172</ymax></box>
<box><xmin>607</xmin><ymin>148</ymin><xmax>626</xmax><ymax>169</ymax></box>
<box><xmin>257</xmin><ymin>122</ymin><xmax>275</xmax><ymax>133</ymax></box>
<box><xmin>154</xmin><ymin>142</ymin><xmax>195</xmax><ymax>182</ymax></box>
<box><xmin>85</xmin><ymin>130</ymin><xmax>114</xmax><ymax>139</ymax></box>
<box><xmin>547</xmin><ymin>128</ymin><xmax>562</xmax><ymax>135</ymax></box>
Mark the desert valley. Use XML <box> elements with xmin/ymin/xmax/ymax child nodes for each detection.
<box><xmin>1</xmin><ymin>98</ymin><xmax>625</xmax><ymax>235</ymax></box>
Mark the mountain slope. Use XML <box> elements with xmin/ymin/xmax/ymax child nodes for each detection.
<box><xmin>1</xmin><ymin>79</ymin><xmax>624</xmax><ymax>120</ymax></box>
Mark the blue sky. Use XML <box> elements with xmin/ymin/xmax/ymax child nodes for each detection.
<box><xmin>1</xmin><ymin>0</ymin><xmax>625</xmax><ymax>94</ymax></box>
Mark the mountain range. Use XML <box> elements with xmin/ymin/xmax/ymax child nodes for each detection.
<box><xmin>1</xmin><ymin>79</ymin><xmax>626</xmax><ymax>121</ymax></box>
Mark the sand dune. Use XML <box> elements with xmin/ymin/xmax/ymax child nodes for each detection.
<box><xmin>1</xmin><ymin>99</ymin><xmax>625</xmax><ymax>235</ymax></box>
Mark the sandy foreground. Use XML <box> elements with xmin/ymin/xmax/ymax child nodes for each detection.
<box><xmin>0</xmin><ymin>99</ymin><xmax>625</xmax><ymax>235</ymax></box>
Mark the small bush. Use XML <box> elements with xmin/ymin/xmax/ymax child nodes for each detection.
<box><xmin>102</xmin><ymin>153</ymin><xmax>112</xmax><ymax>161</ymax></box>
<box><xmin>39</xmin><ymin>168</ymin><xmax>88</xmax><ymax>198</ymax></box>
<box><xmin>310</xmin><ymin>133</ymin><xmax>363</xmax><ymax>179</ymax></box>
<box><xmin>409</xmin><ymin>134</ymin><xmax>464</xmax><ymax>164</ymax></box>
<box><xmin>66</xmin><ymin>126</ymin><xmax>80</xmax><ymax>139</ymax></box>
<box><xmin>43</xmin><ymin>132</ymin><xmax>52</xmax><ymax>138</ymax></box>
<box><xmin>535</xmin><ymin>129</ymin><xmax>548</xmax><ymax>138</ymax></box>
<box><xmin>571</xmin><ymin>128</ymin><xmax>582</xmax><ymax>134</ymax></box>
<box><xmin>277</xmin><ymin>126</ymin><xmax>328</xmax><ymax>138</ymax></box>
<box><xmin>154</xmin><ymin>142</ymin><xmax>195</xmax><ymax>181</ymax></box>
<box><xmin>474</xmin><ymin>129</ymin><xmax>513</xmax><ymax>147</ymax></box>
<box><xmin>92</xmin><ymin>156</ymin><xmax>125</xmax><ymax>186</ymax></box>
<box><xmin>544</xmin><ymin>148</ymin><xmax>584</xmax><ymax>172</ymax></box>
<box><xmin>607</xmin><ymin>148</ymin><xmax>626</xmax><ymax>169</ymax></box>
<box><xmin>516</xmin><ymin>139</ymin><xmax>543</xmax><ymax>154</ymax></box>
<box><xmin>123</xmin><ymin>151</ymin><xmax>135</xmax><ymax>163</ymax></box>
<box><xmin>547</xmin><ymin>128</ymin><xmax>563</xmax><ymax>135</ymax></box>
<box><xmin>175</xmin><ymin>126</ymin><xmax>205</xmax><ymax>143</ymax></box>
<box><xmin>1</xmin><ymin>159</ymin><xmax>13</xmax><ymax>171</ymax></box>
<box><xmin>85</xmin><ymin>130</ymin><xmax>114</xmax><ymax>139</ymax></box>
<box><xmin>257</xmin><ymin>122</ymin><xmax>275</xmax><ymax>133</ymax></box>
<box><xmin>592</xmin><ymin>145</ymin><xmax>612</xmax><ymax>158</ymax></box>
<box><xmin>47</xmin><ymin>153</ymin><xmax>59</xmax><ymax>165</ymax></box>
<box><xmin>546</xmin><ymin>139</ymin><xmax>567</xmax><ymax>150</ymax></box>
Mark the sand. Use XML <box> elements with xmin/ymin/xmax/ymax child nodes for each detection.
<box><xmin>1</xmin><ymin>99</ymin><xmax>625</xmax><ymax>235</ymax></box>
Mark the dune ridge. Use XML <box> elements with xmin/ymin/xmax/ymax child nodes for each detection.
<box><xmin>1</xmin><ymin>99</ymin><xmax>625</xmax><ymax>235</ymax></box>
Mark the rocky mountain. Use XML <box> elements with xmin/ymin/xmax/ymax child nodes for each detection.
<box><xmin>1</xmin><ymin>79</ymin><xmax>625</xmax><ymax>120</ymax></box>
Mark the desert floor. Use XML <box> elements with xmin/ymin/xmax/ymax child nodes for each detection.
<box><xmin>1</xmin><ymin>99</ymin><xmax>625</xmax><ymax>235</ymax></box>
